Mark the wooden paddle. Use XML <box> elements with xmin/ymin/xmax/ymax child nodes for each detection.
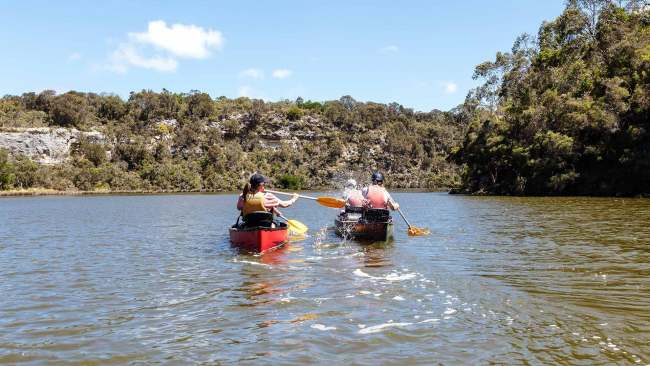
<box><xmin>395</xmin><ymin>206</ymin><xmax>430</xmax><ymax>236</ymax></box>
<box><xmin>273</xmin><ymin>209</ymin><xmax>308</xmax><ymax>235</ymax></box>
<box><xmin>266</xmin><ymin>189</ymin><xmax>345</xmax><ymax>209</ymax></box>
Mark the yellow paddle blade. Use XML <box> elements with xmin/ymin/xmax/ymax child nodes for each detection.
<box><xmin>316</xmin><ymin>197</ymin><xmax>346</xmax><ymax>208</ymax></box>
<box><xmin>287</xmin><ymin>219</ymin><xmax>308</xmax><ymax>234</ymax></box>
<box><xmin>408</xmin><ymin>226</ymin><xmax>431</xmax><ymax>236</ymax></box>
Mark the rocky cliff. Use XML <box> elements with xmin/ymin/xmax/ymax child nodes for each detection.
<box><xmin>0</xmin><ymin>91</ymin><xmax>466</xmax><ymax>192</ymax></box>
<box><xmin>0</xmin><ymin>128</ymin><xmax>105</xmax><ymax>164</ymax></box>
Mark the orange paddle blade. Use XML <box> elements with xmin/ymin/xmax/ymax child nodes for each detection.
<box><xmin>408</xmin><ymin>226</ymin><xmax>430</xmax><ymax>236</ymax></box>
<box><xmin>316</xmin><ymin>197</ymin><xmax>346</xmax><ymax>208</ymax></box>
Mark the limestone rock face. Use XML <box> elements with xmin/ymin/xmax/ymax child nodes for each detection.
<box><xmin>0</xmin><ymin>128</ymin><xmax>105</xmax><ymax>164</ymax></box>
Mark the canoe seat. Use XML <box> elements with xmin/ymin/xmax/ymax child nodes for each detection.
<box><xmin>363</xmin><ymin>208</ymin><xmax>390</xmax><ymax>222</ymax></box>
<box><xmin>345</xmin><ymin>206</ymin><xmax>364</xmax><ymax>213</ymax></box>
<box><xmin>243</xmin><ymin>211</ymin><xmax>274</xmax><ymax>228</ymax></box>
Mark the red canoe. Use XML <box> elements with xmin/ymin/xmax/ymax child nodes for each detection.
<box><xmin>229</xmin><ymin>223</ymin><xmax>289</xmax><ymax>253</ymax></box>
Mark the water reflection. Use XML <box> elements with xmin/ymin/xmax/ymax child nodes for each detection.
<box><xmin>1</xmin><ymin>193</ymin><xmax>649</xmax><ymax>364</ymax></box>
<box><xmin>358</xmin><ymin>242</ymin><xmax>394</xmax><ymax>268</ymax></box>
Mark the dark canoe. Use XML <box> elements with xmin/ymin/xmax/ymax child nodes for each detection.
<box><xmin>229</xmin><ymin>212</ymin><xmax>288</xmax><ymax>253</ymax></box>
<box><xmin>334</xmin><ymin>208</ymin><xmax>394</xmax><ymax>242</ymax></box>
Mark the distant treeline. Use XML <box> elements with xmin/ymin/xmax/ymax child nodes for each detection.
<box><xmin>0</xmin><ymin>90</ymin><xmax>465</xmax><ymax>192</ymax></box>
<box><xmin>451</xmin><ymin>0</ymin><xmax>650</xmax><ymax>196</ymax></box>
<box><xmin>2</xmin><ymin>0</ymin><xmax>648</xmax><ymax>196</ymax></box>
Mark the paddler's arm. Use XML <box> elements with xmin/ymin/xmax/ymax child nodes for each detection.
<box><xmin>264</xmin><ymin>193</ymin><xmax>299</xmax><ymax>208</ymax></box>
<box><xmin>387</xmin><ymin>194</ymin><xmax>399</xmax><ymax>210</ymax></box>
<box><xmin>278</xmin><ymin>193</ymin><xmax>299</xmax><ymax>207</ymax></box>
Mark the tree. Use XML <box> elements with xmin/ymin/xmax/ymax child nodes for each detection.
<box><xmin>98</xmin><ymin>94</ymin><xmax>127</xmax><ymax>121</ymax></box>
<box><xmin>48</xmin><ymin>92</ymin><xmax>90</xmax><ymax>127</ymax></box>
<box><xmin>186</xmin><ymin>91</ymin><xmax>214</xmax><ymax>119</ymax></box>
<box><xmin>452</xmin><ymin>0</ymin><xmax>650</xmax><ymax>195</ymax></box>
<box><xmin>0</xmin><ymin>150</ymin><xmax>16</xmax><ymax>189</ymax></box>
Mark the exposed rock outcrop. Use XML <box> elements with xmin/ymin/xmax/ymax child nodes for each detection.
<box><xmin>0</xmin><ymin>128</ymin><xmax>105</xmax><ymax>164</ymax></box>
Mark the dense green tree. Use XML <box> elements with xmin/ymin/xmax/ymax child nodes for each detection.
<box><xmin>48</xmin><ymin>91</ymin><xmax>92</xmax><ymax>127</ymax></box>
<box><xmin>452</xmin><ymin>0</ymin><xmax>649</xmax><ymax>196</ymax></box>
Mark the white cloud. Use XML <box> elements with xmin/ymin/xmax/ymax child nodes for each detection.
<box><xmin>106</xmin><ymin>20</ymin><xmax>223</xmax><ymax>73</ymax></box>
<box><xmin>443</xmin><ymin>82</ymin><xmax>458</xmax><ymax>94</ymax></box>
<box><xmin>379</xmin><ymin>45</ymin><xmax>399</xmax><ymax>53</ymax></box>
<box><xmin>130</xmin><ymin>20</ymin><xmax>223</xmax><ymax>59</ymax></box>
<box><xmin>240</xmin><ymin>68</ymin><xmax>264</xmax><ymax>79</ymax></box>
<box><xmin>271</xmin><ymin>69</ymin><xmax>292</xmax><ymax>79</ymax></box>
<box><xmin>109</xmin><ymin>44</ymin><xmax>177</xmax><ymax>73</ymax></box>
<box><xmin>68</xmin><ymin>52</ymin><xmax>82</xmax><ymax>61</ymax></box>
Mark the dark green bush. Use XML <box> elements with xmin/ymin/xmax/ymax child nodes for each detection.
<box><xmin>0</xmin><ymin>150</ymin><xmax>16</xmax><ymax>189</ymax></box>
<box><xmin>277</xmin><ymin>174</ymin><xmax>303</xmax><ymax>190</ymax></box>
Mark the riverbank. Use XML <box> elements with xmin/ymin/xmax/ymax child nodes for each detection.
<box><xmin>0</xmin><ymin>188</ymin><xmax>233</xmax><ymax>197</ymax></box>
<box><xmin>0</xmin><ymin>187</ymin><xmax>451</xmax><ymax>198</ymax></box>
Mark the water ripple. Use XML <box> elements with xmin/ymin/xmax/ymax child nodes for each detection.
<box><xmin>0</xmin><ymin>194</ymin><xmax>649</xmax><ymax>364</ymax></box>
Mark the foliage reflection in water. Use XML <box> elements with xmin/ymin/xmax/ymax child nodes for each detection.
<box><xmin>0</xmin><ymin>193</ymin><xmax>648</xmax><ymax>364</ymax></box>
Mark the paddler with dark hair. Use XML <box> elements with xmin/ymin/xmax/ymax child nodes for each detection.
<box><xmin>236</xmin><ymin>173</ymin><xmax>299</xmax><ymax>219</ymax></box>
<box><xmin>362</xmin><ymin>171</ymin><xmax>400</xmax><ymax>210</ymax></box>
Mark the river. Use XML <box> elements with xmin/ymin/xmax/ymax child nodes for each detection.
<box><xmin>1</xmin><ymin>193</ymin><xmax>649</xmax><ymax>365</ymax></box>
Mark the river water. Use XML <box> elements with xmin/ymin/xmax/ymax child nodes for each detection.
<box><xmin>0</xmin><ymin>193</ymin><xmax>649</xmax><ymax>365</ymax></box>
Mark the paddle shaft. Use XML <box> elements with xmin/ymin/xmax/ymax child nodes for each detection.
<box><xmin>395</xmin><ymin>207</ymin><xmax>413</xmax><ymax>229</ymax></box>
<box><xmin>273</xmin><ymin>208</ymin><xmax>288</xmax><ymax>221</ymax></box>
<box><xmin>265</xmin><ymin>189</ymin><xmax>317</xmax><ymax>201</ymax></box>
<box><xmin>273</xmin><ymin>208</ymin><xmax>308</xmax><ymax>234</ymax></box>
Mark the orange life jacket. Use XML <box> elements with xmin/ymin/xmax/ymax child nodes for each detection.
<box><xmin>366</xmin><ymin>185</ymin><xmax>388</xmax><ymax>209</ymax></box>
<box><xmin>347</xmin><ymin>190</ymin><xmax>364</xmax><ymax>207</ymax></box>
<box><xmin>242</xmin><ymin>191</ymin><xmax>267</xmax><ymax>216</ymax></box>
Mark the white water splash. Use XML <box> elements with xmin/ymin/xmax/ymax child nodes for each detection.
<box><xmin>358</xmin><ymin>322</ymin><xmax>412</xmax><ymax>334</ymax></box>
<box><xmin>385</xmin><ymin>273</ymin><xmax>417</xmax><ymax>281</ymax></box>
<box><xmin>353</xmin><ymin>268</ymin><xmax>417</xmax><ymax>282</ymax></box>
<box><xmin>420</xmin><ymin>318</ymin><xmax>440</xmax><ymax>323</ymax></box>
<box><xmin>311</xmin><ymin>324</ymin><xmax>337</xmax><ymax>331</ymax></box>
<box><xmin>443</xmin><ymin>308</ymin><xmax>457</xmax><ymax>315</ymax></box>
<box><xmin>354</xmin><ymin>269</ymin><xmax>372</xmax><ymax>278</ymax></box>
<box><xmin>232</xmin><ymin>259</ymin><xmax>270</xmax><ymax>267</ymax></box>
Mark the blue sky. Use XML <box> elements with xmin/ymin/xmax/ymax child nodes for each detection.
<box><xmin>0</xmin><ymin>0</ymin><xmax>565</xmax><ymax>111</ymax></box>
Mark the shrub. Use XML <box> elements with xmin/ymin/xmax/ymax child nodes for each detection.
<box><xmin>286</xmin><ymin>106</ymin><xmax>304</xmax><ymax>121</ymax></box>
<box><xmin>73</xmin><ymin>136</ymin><xmax>107</xmax><ymax>166</ymax></box>
<box><xmin>277</xmin><ymin>174</ymin><xmax>303</xmax><ymax>190</ymax></box>
<box><xmin>13</xmin><ymin>156</ymin><xmax>38</xmax><ymax>188</ymax></box>
<box><xmin>0</xmin><ymin>150</ymin><xmax>16</xmax><ymax>189</ymax></box>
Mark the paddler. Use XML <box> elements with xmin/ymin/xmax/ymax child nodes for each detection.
<box><xmin>362</xmin><ymin>171</ymin><xmax>400</xmax><ymax>210</ymax></box>
<box><xmin>343</xmin><ymin>179</ymin><xmax>364</xmax><ymax>208</ymax></box>
<box><xmin>237</xmin><ymin>173</ymin><xmax>299</xmax><ymax>217</ymax></box>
